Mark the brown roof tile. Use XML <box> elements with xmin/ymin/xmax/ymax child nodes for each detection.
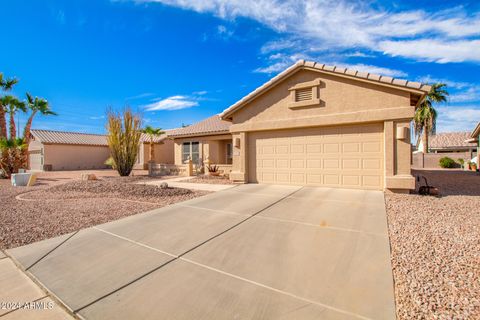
<box><xmin>167</xmin><ymin>115</ymin><xmax>231</xmax><ymax>137</ymax></box>
<box><xmin>429</xmin><ymin>132</ymin><xmax>477</xmax><ymax>149</ymax></box>
<box><xmin>31</xmin><ymin>129</ymin><xmax>167</xmax><ymax>146</ymax></box>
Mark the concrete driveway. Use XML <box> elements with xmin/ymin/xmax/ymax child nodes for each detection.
<box><xmin>8</xmin><ymin>184</ymin><xmax>395</xmax><ymax>320</ymax></box>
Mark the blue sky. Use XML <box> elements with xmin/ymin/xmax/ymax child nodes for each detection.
<box><xmin>1</xmin><ymin>0</ymin><xmax>479</xmax><ymax>134</ymax></box>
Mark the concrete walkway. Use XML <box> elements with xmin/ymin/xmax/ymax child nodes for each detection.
<box><xmin>141</xmin><ymin>176</ymin><xmax>237</xmax><ymax>192</ymax></box>
<box><xmin>6</xmin><ymin>184</ymin><xmax>395</xmax><ymax>320</ymax></box>
<box><xmin>0</xmin><ymin>252</ymin><xmax>73</xmax><ymax>319</ymax></box>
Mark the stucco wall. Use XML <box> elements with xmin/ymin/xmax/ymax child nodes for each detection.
<box><xmin>43</xmin><ymin>144</ymin><xmax>110</xmax><ymax>170</ymax></box>
<box><xmin>230</xmin><ymin>69</ymin><xmax>413</xmax><ymax>132</ymax></box>
<box><xmin>143</xmin><ymin>139</ymin><xmax>175</xmax><ymax>165</ymax></box>
<box><xmin>412</xmin><ymin>151</ymin><xmax>476</xmax><ymax>169</ymax></box>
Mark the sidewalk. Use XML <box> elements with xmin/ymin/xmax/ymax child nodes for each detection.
<box><xmin>0</xmin><ymin>252</ymin><xmax>73</xmax><ymax>320</ymax></box>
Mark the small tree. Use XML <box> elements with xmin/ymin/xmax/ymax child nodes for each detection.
<box><xmin>106</xmin><ymin>108</ymin><xmax>142</xmax><ymax>176</ymax></box>
<box><xmin>0</xmin><ymin>74</ymin><xmax>18</xmax><ymax>139</ymax></box>
<box><xmin>141</xmin><ymin>125</ymin><xmax>165</xmax><ymax>162</ymax></box>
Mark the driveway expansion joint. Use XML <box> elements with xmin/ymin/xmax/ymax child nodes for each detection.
<box><xmin>26</xmin><ymin>231</ymin><xmax>79</xmax><ymax>271</ymax></box>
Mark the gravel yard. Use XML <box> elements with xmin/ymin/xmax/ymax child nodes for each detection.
<box><xmin>183</xmin><ymin>175</ymin><xmax>235</xmax><ymax>184</ymax></box>
<box><xmin>386</xmin><ymin>169</ymin><xmax>480</xmax><ymax>319</ymax></box>
<box><xmin>0</xmin><ymin>171</ymin><xmax>208</xmax><ymax>250</ymax></box>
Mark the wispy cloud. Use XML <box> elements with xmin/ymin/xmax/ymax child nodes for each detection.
<box><xmin>89</xmin><ymin>115</ymin><xmax>105</xmax><ymax>120</ymax></box>
<box><xmin>143</xmin><ymin>95</ymin><xmax>199</xmax><ymax>111</ymax></box>
<box><xmin>436</xmin><ymin>106</ymin><xmax>480</xmax><ymax>132</ymax></box>
<box><xmin>125</xmin><ymin>92</ymin><xmax>155</xmax><ymax>100</ymax></box>
<box><xmin>138</xmin><ymin>1</ymin><xmax>480</xmax><ymax>64</ymax></box>
<box><xmin>254</xmin><ymin>52</ymin><xmax>407</xmax><ymax>77</ymax></box>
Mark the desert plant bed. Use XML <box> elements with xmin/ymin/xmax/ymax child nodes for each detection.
<box><xmin>385</xmin><ymin>169</ymin><xmax>480</xmax><ymax>319</ymax></box>
<box><xmin>0</xmin><ymin>175</ymin><xmax>208</xmax><ymax>250</ymax></box>
<box><xmin>184</xmin><ymin>174</ymin><xmax>235</xmax><ymax>185</ymax></box>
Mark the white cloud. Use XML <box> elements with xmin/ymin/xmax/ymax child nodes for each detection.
<box><xmin>436</xmin><ymin>106</ymin><xmax>480</xmax><ymax>132</ymax></box>
<box><xmin>449</xmin><ymin>86</ymin><xmax>480</xmax><ymax>103</ymax></box>
<box><xmin>144</xmin><ymin>95</ymin><xmax>199</xmax><ymax>111</ymax></box>
<box><xmin>379</xmin><ymin>39</ymin><xmax>480</xmax><ymax>63</ymax></box>
<box><xmin>138</xmin><ymin>0</ymin><xmax>480</xmax><ymax>63</ymax></box>
<box><xmin>89</xmin><ymin>115</ymin><xmax>105</xmax><ymax>120</ymax></box>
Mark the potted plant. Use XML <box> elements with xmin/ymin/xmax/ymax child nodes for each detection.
<box><xmin>207</xmin><ymin>164</ymin><xmax>220</xmax><ymax>176</ymax></box>
<box><xmin>472</xmin><ymin>162</ymin><xmax>478</xmax><ymax>172</ymax></box>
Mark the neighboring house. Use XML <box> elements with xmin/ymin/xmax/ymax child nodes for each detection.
<box><xmin>467</xmin><ymin>122</ymin><xmax>480</xmax><ymax>164</ymax></box>
<box><xmin>171</xmin><ymin>60</ymin><xmax>431</xmax><ymax>192</ymax></box>
<box><xmin>28</xmin><ymin>129</ymin><xmax>174</xmax><ymax>171</ymax></box>
<box><xmin>168</xmin><ymin>115</ymin><xmax>233</xmax><ymax>173</ymax></box>
<box><xmin>416</xmin><ymin>132</ymin><xmax>477</xmax><ymax>156</ymax></box>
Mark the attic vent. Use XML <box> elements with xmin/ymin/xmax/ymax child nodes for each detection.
<box><xmin>295</xmin><ymin>87</ymin><xmax>313</xmax><ymax>102</ymax></box>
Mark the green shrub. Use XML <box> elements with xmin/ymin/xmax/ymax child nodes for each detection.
<box><xmin>104</xmin><ymin>156</ymin><xmax>116</xmax><ymax>169</ymax></box>
<box><xmin>439</xmin><ymin>157</ymin><xmax>456</xmax><ymax>168</ymax></box>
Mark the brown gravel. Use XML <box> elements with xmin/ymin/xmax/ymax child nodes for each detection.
<box><xmin>0</xmin><ymin>173</ymin><xmax>208</xmax><ymax>250</ymax></box>
<box><xmin>184</xmin><ymin>175</ymin><xmax>235</xmax><ymax>184</ymax></box>
<box><xmin>386</xmin><ymin>169</ymin><xmax>480</xmax><ymax>319</ymax></box>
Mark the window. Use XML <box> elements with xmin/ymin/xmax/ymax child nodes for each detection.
<box><xmin>182</xmin><ymin>142</ymin><xmax>200</xmax><ymax>164</ymax></box>
<box><xmin>226</xmin><ymin>143</ymin><xmax>233</xmax><ymax>161</ymax></box>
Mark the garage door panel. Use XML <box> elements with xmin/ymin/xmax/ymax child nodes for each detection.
<box><xmin>249</xmin><ymin>123</ymin><xmax>384</xmax><ymax>190</ymax></box>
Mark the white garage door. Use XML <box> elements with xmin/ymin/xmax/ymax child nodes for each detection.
<box><xmin>248</xmin><ymin>123</ymin><xmax>384</xmax><ymax>190</ymax></box>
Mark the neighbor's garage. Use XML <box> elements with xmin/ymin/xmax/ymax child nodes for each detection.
<box><xmin>248</xmin><ymin>123</ymin><xmax>384</xmax><ymax>190</ymax></box>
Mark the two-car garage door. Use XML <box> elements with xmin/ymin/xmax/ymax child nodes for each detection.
<box><xmin>248</xmin><ymin>123</ymin><xmax>384</xmax><ymax>190</ymax></box>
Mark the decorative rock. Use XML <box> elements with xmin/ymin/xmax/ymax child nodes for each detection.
<box><xmin>81</xmin><ymin>173</ymin><xmax>97</xmax><ymax>181</ymax></box>
<box><xmin>159</xmin><ymin>182</ymin><xmax>168</xmax><ymax>189</ymax></box>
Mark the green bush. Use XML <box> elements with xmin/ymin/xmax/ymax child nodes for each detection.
<box><xmin>439</xmin><ymin>157</ymin><xmax>456</xmax><ymax>168</ymax></box>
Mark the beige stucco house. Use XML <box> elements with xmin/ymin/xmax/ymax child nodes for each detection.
<box><xmin>172</xmin><ymin>60</ymin><xmax>431</xmax><ymax>192</ymax></box>
<box><xmin>29</xmin><ymin>129</ymin><xmax>174</xmax><ymax>171</ymax></box>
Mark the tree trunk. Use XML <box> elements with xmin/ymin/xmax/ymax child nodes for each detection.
<box><xmin>9</xmin><ymin>111</ymin><xmax>16</xmax><ymax>140</ymax></box>
<box><xmin>0</xmin><ymin>104</ymin><xmax>7</xmax><ymax>138</ymax></box>
<box><xmin>149</xmin><ymin>139</ymin><xmax>154</xmax><ymax>162</ymax></box>
<box><xmin>422</xmin><ymin>124</ymin><xmax>429</xmax><ymax>153</ymax></box>
<box><xmin>22</xmin><ymin>113</ymin><xmax>36</xmax><ymax>169</ymax></box>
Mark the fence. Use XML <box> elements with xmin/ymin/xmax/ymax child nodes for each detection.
<box><xmin>412</xmin><ymin>151</ymin><xmax>475</xmax><ymax>169</ymax></box>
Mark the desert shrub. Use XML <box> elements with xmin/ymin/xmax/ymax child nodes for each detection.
<box><xmin>104</xmin><ymin>156</ymin><xmax>116</xmax><ymax>169</ymax></box>
<box><xmin>439</xmin><ymin>156</ymin><xmax>456</xmax><ymax>168</ymax></box>
<box><xmin>106</xmin><ymin>108</ymin><xmax>142</xmax><ymax>176</ymax></box>
<box><xmin>0</xmin><ymin>137</ymin><xmax>26</xmax><ymax>178</ymax></box>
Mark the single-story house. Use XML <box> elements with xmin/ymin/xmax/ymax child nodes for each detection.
<box><xmin>28</xmin><ymin>129</ymin><xmax>174</xmax><ymax>171</ymax></box>
<box><xmin>171</xmin><ymin>60</ymin><xmax>431</xmax><ymax>192</ymax></box>
<box><xmin>416</xmin><ymin>132</ymin><xmax>477</xmax><ymax>157</ymax></box>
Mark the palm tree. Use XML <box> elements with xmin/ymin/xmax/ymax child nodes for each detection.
<box><xmin>22</xmin><ymin>93</ymin><xmax>56</xmax><ymax>168</ymax></box>
<box><xmin>24</xmin><ymin>93</ymin><xmax>56</xmax><ymax>145</ymax></box>
<box><xmin>141</xmin><ymin>125</ymin><xmax>165</xmax><ymax>162</ymax></box>
<box><xmin>0</xmin><ymin>74</ymin><xmax>19</xmax><ymax>139</ymax></box>
<box><xmin>0</xmin><ymin>137</ymin><xmax>26</xmax><ymax>177</ymax></box>
<box><xmin>2</xmin><ymin>96</ymin><xmax>26</xmax><ymax>140</ymax></box>
<box><xmin>414</xmin><ymin>83</ymin><xmax>448</xmax><ymax>153</ymax></box>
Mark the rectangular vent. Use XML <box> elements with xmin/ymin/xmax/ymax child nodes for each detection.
<box><xmin>295</xmin><ymin>88</ymin><xmax>313</xmax><ymax>102</ymax></box>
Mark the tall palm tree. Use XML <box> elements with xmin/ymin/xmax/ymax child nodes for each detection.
<box><xmin>0</xmin><ymin>74</ymin><xmax>19</xmax><ymax>139</ymax></box>
<box><xmin>414</xmin><ymin>83</ymin><xmax>448</xmax><ymax>153</ymax></box>
<box><xmin>3</xmin><ymin>96</ymin><xmax>26</xmax><ymax>140</ymax></box>
<box><xmin>22</xmin><ymin>93</ymin><xmax>56</xmax><ymax>168</ymax></box>
<box><xmin>141</xmin><ymin>125</ymin><xmax>165</xmax><ymax>162</ymax></box>
<box><xmin>23</xmin><ymin>93</ymin><xmax>56</xmax><ymax>145</ymax></box>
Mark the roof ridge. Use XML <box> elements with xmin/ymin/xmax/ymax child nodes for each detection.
<box><xmin>221</xmin><ymin>59</ymin><xmax>431</xmax><ymax>119</ymax></box>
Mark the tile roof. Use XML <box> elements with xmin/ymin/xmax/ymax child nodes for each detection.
<box><xmin>167</xmin><ymin>115</ymin><xmax>231</xmax><ymax>137</ymax></box>
<box><xmin>221</xmin><ymin>60</ymin><xmax>432</xmax><ymax>119</ymax></box>
<box><xmin>429</xmin><ymin>132</ymin><xmax>477</xmax><ymax>149</ymax></box>
<box><xmin>31</xmin><ymin>129</ymin><xmax>168</xmax><ymax>146</ymax></box>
